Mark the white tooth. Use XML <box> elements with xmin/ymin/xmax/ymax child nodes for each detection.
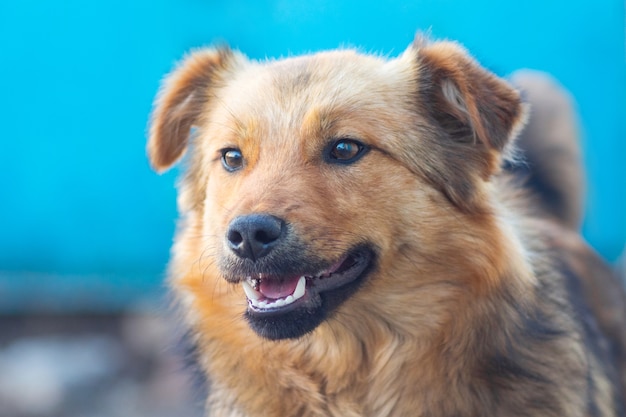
<box><xmin>285</xmin><ymin>295</ymin><xmax>294</xmax><ymax>305</ymax></box>
<box><xmin>242</xmin><ymin>279</ymin><xmax>261</xmax><ymax>301</ymax></box>
<box><xmin>273</xmin><ymin>299</ymin><xmax>285</xmax><ymax>308</ymax></box>
<box><xmin>259</xmin><ymin>301</ymin><xmax>268</xmax><ymax>308</ymax></box>
<box><xmin>293</xmin><ymin>276</ymin><xmax>306</xmax><ymax>301</ymax></box>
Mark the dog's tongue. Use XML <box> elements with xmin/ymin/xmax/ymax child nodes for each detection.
<box><xmin>259</xmin><ymin>276</ymin><xmax>301</xmax><ymax>299</ymax></box>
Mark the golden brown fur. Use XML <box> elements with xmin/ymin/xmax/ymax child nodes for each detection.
<box><xmin>147</xmin><ymin>37</ymin><xmax>626</xmax><ymax>416</ymax></box>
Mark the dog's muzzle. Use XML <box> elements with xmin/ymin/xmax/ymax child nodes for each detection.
<box><xmin>222</xmin><ymin>214</ymin><xmax>376</xmax><ymax>340</ymax></box>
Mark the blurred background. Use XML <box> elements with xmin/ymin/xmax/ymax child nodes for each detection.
<box><xmin>0</xmin><ymin>1</ymin><xmax>624</xmax><ymax>416</ymax></box>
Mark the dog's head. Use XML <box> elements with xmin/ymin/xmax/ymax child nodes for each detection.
<box><xmin>148</xmin><ymin>38</ymin><xmax>526</xmax><ymax>341</ymax></box>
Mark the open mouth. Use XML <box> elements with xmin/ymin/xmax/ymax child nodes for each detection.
<box><xmin>239</xmin><ymin>246</ymin><xmax>375</xmax><ymax>339</ymax></box>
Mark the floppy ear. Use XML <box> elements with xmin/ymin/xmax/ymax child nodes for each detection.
<box><xmin>410</xmin><ymin>38</ymin><xmax>527</xmax><ymax>212</ymax></box>
<box><xmin>147</xmin><ymin>48</ymin><xmax>235</xmax><ymax>172</ymax></box>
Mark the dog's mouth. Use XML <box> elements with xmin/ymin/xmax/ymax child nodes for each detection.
<box><xmin>242</xmin><ymin>247</ymin><xmax>370</xmax><ymax>311</ymax></box>
<box><xmin>239</xmin><ymin>246</ymin><xmax>375</xmax><ymax>339</ymax></box>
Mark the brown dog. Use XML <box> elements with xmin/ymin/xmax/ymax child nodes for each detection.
<box><xmin>147</xmin><ymin>36</ymin><xmax>626</xmax><ymax>416</ymax></box>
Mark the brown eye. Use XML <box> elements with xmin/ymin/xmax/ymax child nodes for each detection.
<box><xmin>221</xmin><ymin>148</ymin><xmax>244</xmax><ymax>171</ymax></box>
<box><xmin>327</xmin><ymin>139</ymin><xmax>368</xmax><ymax>164</ymax></box>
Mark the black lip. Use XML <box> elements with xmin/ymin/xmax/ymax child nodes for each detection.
<box><xmin>243</xmin><ymin>245</ymin><xmax>376</xmax><ymax>340</ymax></box>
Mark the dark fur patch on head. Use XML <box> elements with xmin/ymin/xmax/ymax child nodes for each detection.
<box><xmin>273</xmin><ymin>65</ymin><xmax>313</xmax><ymax>96</ymax></box>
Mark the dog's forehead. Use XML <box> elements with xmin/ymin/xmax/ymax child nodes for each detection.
<box><xmin>209</xmin><ymin>50</ymin><xmax>416</xmax><ymax>148</ymax></box>
<box><xmin>230</xmin><ymin>52</ymin><xmax>404</xmax><ymax>111</ymax></box>
<box><xmin>264</xmin><ymin>50</ymin><xmax>389</xmax><ymax>93</ymax></box>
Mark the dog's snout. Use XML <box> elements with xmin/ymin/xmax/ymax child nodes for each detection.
<box><xmin>226</xmin><ymin>214</ymin><xmax>285</xmax><ymax>261</ymax></box>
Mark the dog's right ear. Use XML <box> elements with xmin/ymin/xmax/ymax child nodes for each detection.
<box><xmin>147</xmin><ymin>48</ymin><xmax>235</xmax><ymax>172</ymax></box>
<box><xmin>403</xmin><ymin>37</ymin><xmax>527</xmax><ymax>212</ymax></box>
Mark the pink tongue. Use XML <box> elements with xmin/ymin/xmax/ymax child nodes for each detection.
<box><xmin>259</xmin><ymin>276</ymin><xmax>301</xmax><ymax>300</ymax></box>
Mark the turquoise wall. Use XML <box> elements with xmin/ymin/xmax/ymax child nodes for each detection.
<box><xmin>1</xmin><ymin>0</ymin><xmax>624</xmax><ymax>311</ymax></box>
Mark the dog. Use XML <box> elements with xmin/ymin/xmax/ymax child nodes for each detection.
<box><xmin>147</xmin><ymin>36</ymin><xmax>626</xmax><ymax>416</ymax></box>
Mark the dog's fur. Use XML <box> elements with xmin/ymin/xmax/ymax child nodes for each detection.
<box><xmin>148</xmin><ymin>37</ymin><xmax>626</xmax><ymax>416</ymax></box>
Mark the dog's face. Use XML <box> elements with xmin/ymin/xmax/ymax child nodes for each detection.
<box><xmin>148</xmin><ymin>39</ymin><xmax>526</xmax><ymax>340</ymax></box>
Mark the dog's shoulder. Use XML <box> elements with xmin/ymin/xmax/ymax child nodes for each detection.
<box><xmin>545</xmin><ymin>221</ymin><xmax>626</xmax><ymax>399</ymax></box>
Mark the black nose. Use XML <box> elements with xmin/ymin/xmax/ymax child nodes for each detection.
<box><xmin>226</xmin><ymin>214</ymin><xmax>285</xmax><ymax>261</ymax></box>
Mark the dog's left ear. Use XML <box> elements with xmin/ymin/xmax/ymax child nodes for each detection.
<box><xmin>408</xmin><ymin>38</ymin><xmax>527</xmax><ymax>211</ymax></box>
<box><xmin>147</xmin><ymin>48</ymin><xmax>237</xmax><ymax>172</ymax></box>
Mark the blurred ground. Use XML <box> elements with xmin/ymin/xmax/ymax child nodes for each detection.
<box><xmin>0</xmin><ymin>314</ymin><xmax>204</xmax><ymax>417</ymax></box>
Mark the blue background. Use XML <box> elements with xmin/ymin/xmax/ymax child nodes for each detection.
<box><xmin>1</xmin><ymin>0</ymin><xmax>624</xmax><ymax>312</ymax></box>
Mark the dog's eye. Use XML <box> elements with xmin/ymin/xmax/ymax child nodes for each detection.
<box><xmin>221</xmin><ymin>148</ymin><xmax>244</xmax><ymax>171</ymax></box>
<box><xmin>327</xmin><ymin>139</ymin><xmax>368</xmax><ymax>164</ymax></box>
